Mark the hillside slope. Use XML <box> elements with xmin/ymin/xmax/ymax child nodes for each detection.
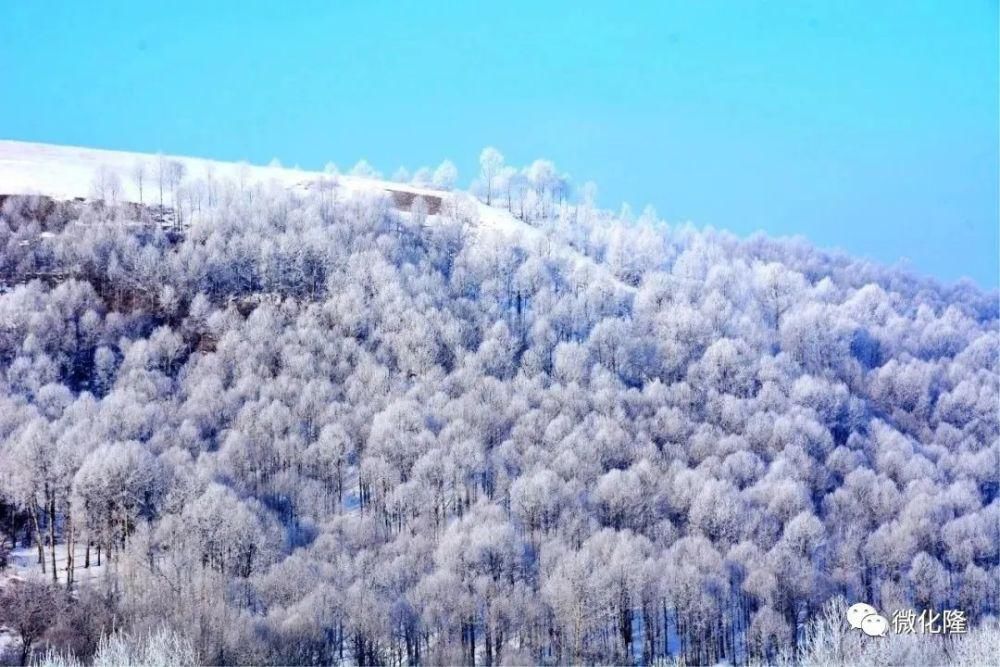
<box><xmin>0</xmin><ymin>140</ymin><xmax>442</xmax><ymax>204</ymax></box>
<box><xmin>0</xmin><ymin>140</ymin><xmax>997</xmax><ymax>666</ymax></box>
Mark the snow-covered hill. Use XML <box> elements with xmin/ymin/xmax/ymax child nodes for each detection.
<box><xmin>0</xmin><ymin>139</ymin><xmax>448</xmax><ymax>205</ymax></box>
<box><xmin>0</xmin><ymin>139</ymin><xmax>630</xmax><ymax>292</ymax></box>
<box><xmin>1</xmin><ymin>140</ymin><xmax>998</xmax><ymax>667</ymax></box>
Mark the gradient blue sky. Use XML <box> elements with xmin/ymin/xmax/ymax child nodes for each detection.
<box><xmin>3</xmin><ymin>1</ymin><xmax>997</xmax><ymax>286</ymax></box>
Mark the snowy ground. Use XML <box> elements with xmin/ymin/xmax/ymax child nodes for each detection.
<box><xmin>0</xmin><ymin>139</ymin><xmax>443</xmax><ymax>205</ymax></box>
<box><xmin>0</xmin><ymin>631</ymin><xmax>14</xmax><ymax>663</ymax></box>
<box><xmin>1</xmin><ymin>542</ymin><xmax>106</xmax><ymax>587</ymax></box>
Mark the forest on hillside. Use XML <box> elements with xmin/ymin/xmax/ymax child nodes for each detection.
<box><xmin>0</xmin><ymin>152</ymin><xmax>998</xmax><ymax>666</ymax></box>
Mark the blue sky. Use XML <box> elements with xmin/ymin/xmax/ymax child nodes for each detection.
<box><xmin>3</xmin><ymin>1</ymin><xmax>997</xmax><ymax>286</ymax></box>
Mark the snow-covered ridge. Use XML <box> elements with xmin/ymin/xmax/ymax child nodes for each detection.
<box><xmin>0</xmin><ymin>139</ymin><xmax>444</xmax><ymax>204</ymax></box>
<box><xmin>0</xmin><ymin>139</ymin><xmax>534</xmax><ymax>240</ymax></box>
<box><xmin>0</xmin><ymin>139</ymin><xmax>632</xmax><ymax>292</ymax></box>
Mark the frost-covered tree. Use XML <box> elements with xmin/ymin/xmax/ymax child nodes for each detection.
<box><xmin>130</xmin><ymin>160</ymin><xmax>146</xmax><ymax>206</ymax></box>
<box><xmin>478</xmin><ymin>146</ymin><xmax>504</xmax><ymax>205</ymax></box>
<box><xmin>90</xmin><ymin>166</ymin><xmax>122</xmax><ymax>207</ymax></box>
<box><xmin>350</xmin><ymin>159</ymin><xmax>381</xmax><ymax>179</ymax></box>
<box><xmin>432</xmin><ymin>159</ymin><xmax>458</xmax><ymax>191</ymax></box>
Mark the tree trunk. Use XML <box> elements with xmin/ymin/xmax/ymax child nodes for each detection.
<box><xmin>19</xmin><ymin>637</ymin><xmax>32</xmax><ymax>667</ymax></box>
<box><xmin>337</xmin><ymin>461</ymin><xmax>343</xmax><ymax>514</ymax></box>
<box><xmin>469</xmin><ymin>618</ymin><xmax>476</xmax><ymax>667</ymax></box>
<box><xmin>66</xmin><ymin>516</ymin><xmax>74</xmax><ymax>588</ymax></box>
<box><xmin>45</xmin><ymin>489</ymin><xmax>59</xmax><ymax>583</ymax></box>
<box><xmin>48</xmin><ymin>493</ymin><xmax>57</xmax><ymax>583</ymax></box>
<box><xmin>484</xmin><ymin>622</ymin><xmax>492</xmax><ymax>667</ymax></box>
<box><xmin>30</xmin><ymin>506</ymin><xmax>45</xmax><ymax>574</ymax></box>
<box><xmin>619</xmin><ymin>587</ymin><xmax>632</xmax><ymax>664</ymax></box>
